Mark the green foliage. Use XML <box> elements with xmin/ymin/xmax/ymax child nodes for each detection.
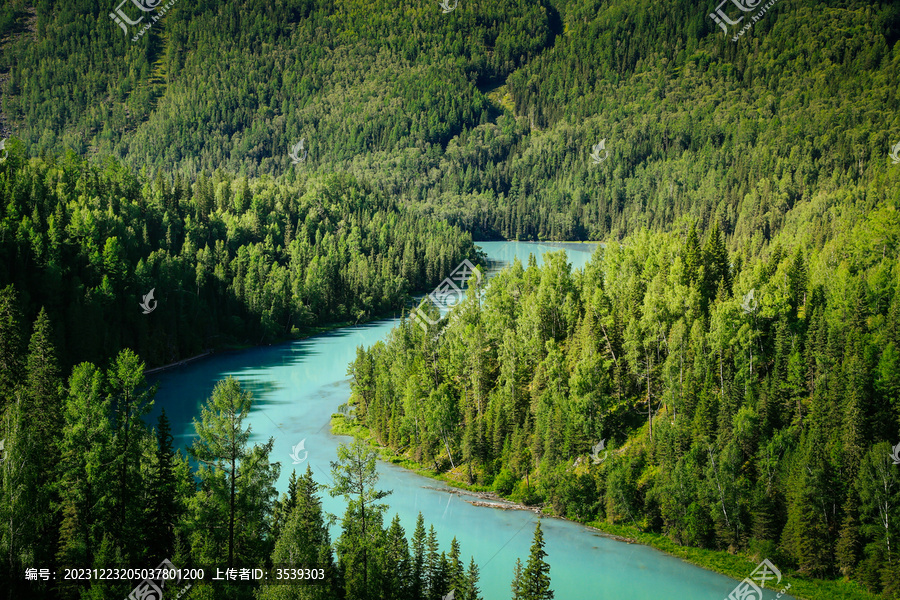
<box><xmin>189</xmin><ymin>377</ymin><xmax>278</xmax><ymax>569</ymax></box>
<box><xmin>517</xmin><ymin>522</ymin><xmax>553</xmax><ymax>600</ymax></box>
<box><xmin>329</xmin><ymin>436</ymin><xmax>392</xmax><ymax>600</ymax></box>
<box><xmin>3</xmin><ymin>0</ymin><xmax>899</xmax><ymax>243</ymax></box>
<box><xmin>0</xmin><ymin>305</ymin><xmax>488</xmax><ymax>600</ymax></box>
<box><xmin>0</xmin><ymin>153</ymin><xmax>476</xmax><ymax>370</ymax></box>
<box><xmin>351</xmin><ymin>212</ymin><xmax>900</xmax><ymax>596</ymax></box>
<box><xmin>257</xmin><ymin>466</ymin><xmax>339</xmax><ymax>600</ymax></box>
<box><xmin>1</xmin><ymin>0</ymin><xmax>900</xmax><ymax>597</ymax></box>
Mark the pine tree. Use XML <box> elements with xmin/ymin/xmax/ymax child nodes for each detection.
<box><xmin>189</xmin><ymin>377</ymin><xmax>273</xmax><ymax>567</ymax></box>
<box><xmin>329</xmin><ymin>436</ymin><xmax>392</xmax><ymax>600</ymax></box>
<box><xmin>148</xmin><ymin>409</ymin><xmax>179</xmax><ymax>562</ymax></box>
<box><xmin>0</xmin><ymin>285</ymin><xmax>24</xmax><ymax>412</ymax></box>
<box><xmin>57</xmin><ymin>363</ymin><xmax>110</xmax><ymax>576</ymax></box>
<box><xmin>520</xmin><ymin>522</ymin><xmax>553</xmax><ymax>600</ymax></box>
<box><xmin>510</xmin><ymin>558</ymin><xmax>523</xmax><ymax>600</ymax></box>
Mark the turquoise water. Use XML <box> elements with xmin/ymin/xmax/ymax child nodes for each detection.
<box><xmin>151</xmin><ymin>241</ymin><xmax>794</xmax><ymax>600</ymax></box>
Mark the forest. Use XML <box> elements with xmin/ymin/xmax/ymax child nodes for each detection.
<box><xmin>0</xmin><ymin>152</ymin><xmax>476</xmax><ymax>371</ymax></box>
<box><xmin>1</xmin><ymin>0</ymin><xmax>900</xmax><ymax>597</ymax></box>
<box><xmin>0</xmin><ymin>314</ymin><xmax>553</xmax><ymax>599</ymax></box>
<box><xmin>2</xmin><ymin>0</ymin><xmax>899</xmax><ymax>240</ymax></box>
<box><xmin>349</xmin><ymin>212</ymin><xmax>900</xmax><ymax>597</ymax></box>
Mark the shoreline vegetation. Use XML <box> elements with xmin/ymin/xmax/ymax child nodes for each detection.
<box><xmin>1</xmin><ymin>0</ymin><xmax>896</xmax><ymax>596</ymax></box>
<box><xmin>143</xmin><ymin>304</ymin><xmax>418</xmax><ymax>375</ymax></box>
<box><xmin>329</xmin><ymin>415</ymin><xmax>881</xmax><ymax>600</ymax></box>
<box><xmin>142</xmin><ymin>239</ymin><xmax>603</xmax><ymax>376</ymax></box>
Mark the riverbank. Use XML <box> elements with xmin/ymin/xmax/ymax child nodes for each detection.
<box><xmin>144</xmin><ymin>240</ymin><xmax>602</xmax><ymax>375</ymax></box>
<box><xmin>143</xmin><ymin>308</ymin><xmax>410</xmax><ymax>375</ymax></box>
<box><xmin>330</xmin><ymin>416</ymin><xmax>881</xmax><ymax>600</ymax></box>
<box><xmin>145</xmin><ymin>350</ymin><xmax>214</xmax><ymax>375</ymax></box>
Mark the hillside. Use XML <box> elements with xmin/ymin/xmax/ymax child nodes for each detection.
<box><xmin>2</xmin><ymin>0</ymin><xmax>898</xmax><ymax>240</ymax></box>
<box><xmin>0</xmin><ymin>0</ymin><xmax>899</xmax><ymax>598</ymax></box>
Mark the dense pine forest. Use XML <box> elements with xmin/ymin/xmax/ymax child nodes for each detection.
<box><xmin>1</xmin><ymin>0</ymin><xmax>900</xmax><ymax>598</ymax></box>
<box><xmin>0</xmin><ymin>153</ymin><xmax>476</xmax><ymax>370</ymax></box>
<box><xmin>0</xmin><ymin>323</ymin><xmax>517</xmax><ymax>599</ymax></box>
<box><xmin>2</xmin><ymin>0</ymin><xmax>899</xmax><ymax>239</ymax></box>
<box><xmin>350</xmin><ymin>213</ymin><xmax>900</xmax><ymax>596</ymax></box>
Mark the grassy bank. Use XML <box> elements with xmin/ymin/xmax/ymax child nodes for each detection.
<box><xmin>329</xmin><ymin>416</ymin><xmax>882</xmax><ymax>600</ymax></box>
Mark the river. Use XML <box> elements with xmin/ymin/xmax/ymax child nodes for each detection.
<box><xmin>151</xmin><ymin>241</ymin><xmax>794</xmax><ymax>600</ymax></box>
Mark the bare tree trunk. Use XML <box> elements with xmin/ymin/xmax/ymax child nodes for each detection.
<box><xmin>442</xmin><ymin>430</ymin><xmax>456</xmax><ymax>470</ymax></box>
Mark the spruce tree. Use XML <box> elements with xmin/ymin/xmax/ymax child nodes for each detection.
<box><xmin>520</xmin><ymin>522</ymin><xmax>553</xmax><ymax>600</ymax></box>
<box><xmin>57</xmin><ymin>363</ymin><xmax>110</xmax><ymax>575</ymax></box>
<box><xmin>259</xmin><ymin>465</ymin><xmax>338</xmax><ymax>600</ymax></box>
<box><xmin>382</xmin><ymin>515</ymin><xmax>412</xmax><ymax>600</ymax></box>
<box><xmin>24</xmin><ymin>308</ymin><xmax>64</xmax><ymax>574</ymax></box>
<box><xmin>0</xmin><ymin>285</ymin><xmax>24</xmax><ymax>411</ymax></box>
<box><xmin>682</xmin><ymin>223</ymin><xmax>701</xmax><ymax>285</ymax></box>
<box><xmin>701</xmin><ymin>222</ymin><xmax>729</xmax><ymax>308</ymax></box>
<box><xmin>411</xmin><ymin>513</ymin><xmax>427</xmax><ymax>599</ymax></box>
<box><xmin>0</xmin><ymin>388</ymin><xmax>36</xmax><ymax>598</ymax></box>
<box><xmin>106</xmin><ymin>348</ymin><xmax>155</xmax><ymax>561</ymax></box>
<box><xmin>447</xmin><ymin>537</ymin><xmax>465</xmax><ymax>596</ymax></box>
<box><xmin>425</xmin><ymin>525</ymin><xmax>443</xmax><ymax>599</ymax></box>
<box><xmin>510</xmin><ymin>558</ymin><xmax>523</xmax><ymax>600</ymax></box>
<box><xmin>148</xmin><ymin>409</ymin><xmax>179</xmax><ymax>562</ymax></box>
<box><xmin>464</xmin><ymin>557</ymin><xmax>483</xmax><ymax>600</ymax></box>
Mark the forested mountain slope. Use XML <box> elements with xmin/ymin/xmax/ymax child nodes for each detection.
<box><xmin>0</xmin><ymin>0</ymin><xmax>899</xmax><ymax>598</ymax></box>
<box><xmin>0</xmin><ymin>152</ymin><xmax>476</xmax><ymax>371</ymax></box>
<box><xmin>2</xmin><ymin>0</ymin><xmax>898</xmax><ymax>241</ymax></box>
<box><xmin>350</xmin><ymin>209</ymin><xmax>900</xmax><ymax>597</ymax></box>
